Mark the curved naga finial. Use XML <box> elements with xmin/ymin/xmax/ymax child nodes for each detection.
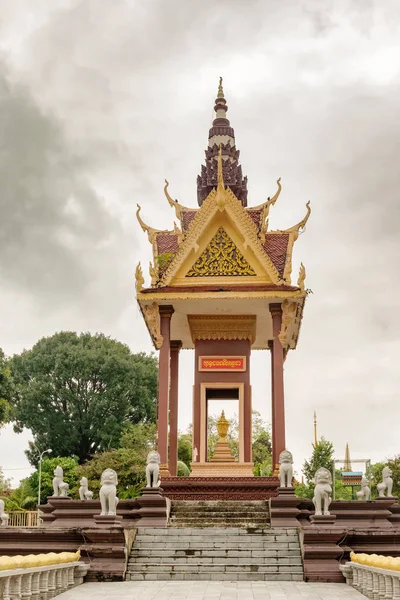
<box><xmin>136</xmin><ymin>204</ymin><xmax>169</xmax><ymax>244</ymax></box>
<box><xmin>297</xmin><ymin>262</ymin><xmax>306</xmax><ymax>291</ymax></box>
<box><xmin>164</xmin><ymin>180</ymin><xmax>187</xmax><ymax>220</ymax></box>
<box><xmin>251</xmin><ymin>178</ymin><xmax>282</xmax><ymax>234</ymax></box>
<box><xmin>283</xmin><ymin>201</ymin><xmax>311</xmax><ymax>240</ymax></box>
<box><xmin>135</xmin><ymin>262</ymin><xmax>145</xmax><ymax>292</ymax></box>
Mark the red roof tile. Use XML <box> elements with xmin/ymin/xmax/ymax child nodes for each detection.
<box><xmin>156</xmin><ymin>234</ymin><xmax>179</xmax><ymax>255</ymax></box>
<box><xmin>262</xmin><ymin>234</ymin><xmax>289</xmax><ymax>276</ymax></box>
<box><xmin>181</xmin><ymin>210</ymin><xmax>197</xmax><ymax>232</ymax></box>
<box><xmin>246</xmin><ymin>209</ymin><xmax>263</xmax><ymax>230</ymax></box>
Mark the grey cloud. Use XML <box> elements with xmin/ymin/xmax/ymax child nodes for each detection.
<box><xmin>0</xmin><ymin>59</ymin><xmax>130</xmax><ymax>313</ymax></box>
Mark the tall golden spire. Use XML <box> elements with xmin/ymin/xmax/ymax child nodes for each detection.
<box><xmin>313</xmin><ymin>411</ymin><xmax>318</xmax><ymax>446</ymax></box>
<box><xmin>217</xmin><ymin>76</ymin><xmax>224</xmax><ymax>99</ymax></box>
<box><xmin>344</xmin><ymin>442</ymin><xmax>352</xmax><ymax>471</ymax></box>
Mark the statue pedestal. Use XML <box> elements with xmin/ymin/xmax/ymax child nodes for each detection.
<box><xmin>270</xmin><ymin>487</ymin><xmax>301</xmax><ymax>527</ymax></box>
<box><xmin>93</xmin><ymin>514</ymin><xmax>123</xmax><ymax>526</ymax></box>
<box><xmin>310</xmin><ymin>514</ymin><xmax>336</xmax><ymax>526</ymax></box>
<box><xmin>135</xmin><ymin>487</ymin><xmax>168</xmax><ymax>528</ymax></box>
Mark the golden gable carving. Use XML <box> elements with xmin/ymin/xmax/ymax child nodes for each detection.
<box><xmin>186</xmin><ymin>227</ymin><xmax>256</xmax><ymax>277</ymax></box>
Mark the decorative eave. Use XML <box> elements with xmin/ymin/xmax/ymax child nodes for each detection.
<box><xmin>188</xmin><ymin>315</ymin><xmax>257</xmax><ymax>344</ymax></box>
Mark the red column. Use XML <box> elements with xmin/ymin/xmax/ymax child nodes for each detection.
<box><xmin>157</xmin><ymin>305</ymin><xmax>174</xmax><ymax>477</ymax></box>
<box><xmin>169</xmin><ymin>340</ymin><xmax>182</xmax><ymax>477</ymax></box>
<box><xmin>269</xmin><ymin>303</ymin><xmax>286</xmax><ymax>473</ymax></box>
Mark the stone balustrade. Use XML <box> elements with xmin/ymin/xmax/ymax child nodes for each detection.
<box><xmin>0</xmin><ymin>552</ymin><xmax>88</xmax><ymax>599</ymax></box>
<box><xmin>340</xmin><ymin>552</ymin><xmax>400</xmax><ymax>600</ymax></box>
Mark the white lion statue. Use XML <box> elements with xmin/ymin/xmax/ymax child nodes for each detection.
<box><xmin>0</xmin><ymin>499</ymin><xmax>9</xmax><ymax>526</ymax></box>
<box><xmin>99</xmin><ymin>469</ymin><xmax>119</xmax><ymax>516</ymax></box>
<box><xmin>52</xmin><ymin>466</ymin><xmax>69</xmax><ymax>497</ymax></box>
<box><xmin>313</xmin><ymin>467</ymin><xmax>333</xmax><ymax>516</ymax></box>
<box><xmin>146</xmin><ymin>451</ymin><xmax>161</xmax><ymax>488</ymax></box>
<box><xmin>279</xmin><ymin>450</ymin><xmax>293</xmax><ymax>487</ymax></box>
<box><xmin>356</xmin><ymin>476</ymin><xmax>371</xmax><ymax>501</ymax></box>
<box><xmin>79</xmin><ymin>477</ymin><xmax>93</xmax><ymax>500</ymax></box>
<box><xmin>377</xmin><ymin>466</ymin><xmax>393</xmax><ymax>498</ymax></box>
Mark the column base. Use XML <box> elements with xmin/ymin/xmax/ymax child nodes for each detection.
<box><xmin>190</xmin><ymin>462</ymin><xmax>254</xmax><ymax>477</ymax></box>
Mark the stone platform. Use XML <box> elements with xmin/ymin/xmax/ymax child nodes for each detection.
<box><xmin>160</xmin><ymin>476</ymin><xmax>280</xmax><ymax>500</ymax></box>
<box><xmin>56</xmin><ymin>580</ymin><xmax>366</xmax><ymax>600</ymax></box>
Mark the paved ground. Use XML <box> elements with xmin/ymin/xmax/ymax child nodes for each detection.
<box><xmin>58</xmin><ymin>581</ymin><xmax>365</xmax><ymax>599</ymax></box>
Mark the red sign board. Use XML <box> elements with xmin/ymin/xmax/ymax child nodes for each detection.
<box><xmin>198</xmin><ymin>356</ymin><xmax>246</xmax><ymax>372</ymax></box>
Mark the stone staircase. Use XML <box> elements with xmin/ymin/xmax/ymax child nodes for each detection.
<box><xmin>169</xmin><ymin>500</ymin><xmax>271</xmax><ymax>528</ymax></box>
<box><xmin>127</xmin><ymin>527</ymin><xmax>303</xmax><ymax>581</ymax></box>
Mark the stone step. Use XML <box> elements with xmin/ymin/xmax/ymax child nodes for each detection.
<box><xmin>135</xmin><ymin>533</ymin><xmax>299</xmax><ymax>542</ymax></box>
<box><xmin>134</xmin><ymin>545</ymin><xmax>300</xmax><ymax>555</ymax></box>
<box><xmin>171</xmin><ymin>510</ymin><xmax>269</xmax><ymax>517</ymax></box>
<box><xmin>129</xmin><ymin>555</ymin><xmax>303</xmax><ymax>565</ymax></box>
<box><xmin>169</xmin><ymin>518</ymin><xmax>271</xmax><ymax>523</ymax></box>
<box><xmin>127</xmin><ymin>563</ymin><xmax>304</xmax><ymax>574</ymax></box>
<box><xmin>126</xmin><ymin>573</ymin><xmax>303</xmax><ymax>581</ymax></box>
<box><xmin>169</xmin><ymin>523</ymin><xmax>271</xmax><ymax>529</ymax></box>
<box><xmin>136</xmin><ymin>527</ymin><xmax>294</xmax><ymax>536</ymax></box>
<box><xmin>131</xmin><ymin>544</ymin><xmax>300</xmax><ymax>559</ymax></box>
<box><xmin>172</xmin><ymin>506</ymin><xmax>269</xmax><ymax>513</ymax></box>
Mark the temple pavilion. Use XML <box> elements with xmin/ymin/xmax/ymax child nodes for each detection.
<box><xmin>135</xmin><ymin>79</ymin><xmax>310</xmax><ymax>486</ymax></box>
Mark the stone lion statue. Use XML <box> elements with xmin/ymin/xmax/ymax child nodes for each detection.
<box><xmin>146</xmin><ymin>450</ymin><xmax>161</xmax><ymax>488</ymax></box>
<box><xmin>99</xmin><ymin>469</ymin><xmax>119</xmax><ymax>516</ymax></box>
<box><xmin>0</xmin><ymin>499</ymin><xmax>9</xmax><ymax>526</ymax></box>
<box><xmin>52</xmin><ymin>466</ymin><xmax>69</xmax><ymax>497</ymax></box>
<box><xmin>279</xmin><ymin>450</ymin><xmax>293</xmax><ymax>488</ymax></box>
<box><xmin>356</xmin><ymin>476</ymin><xmax>371</xmax><ymax>501</ymax></box>
<box><xmin>377</xmin><ymin>466</ymin><xmax>393</xmax><ymax>498</ymax></box>
<box><xmin>79</xmin><ymin>477</ymin><xmax>93</xmax><ymax>501</ymax></box>
<box><xmin>312</xmin><ymin>467</ymin><xmax>332</xmax><ymax>516</ymax></box>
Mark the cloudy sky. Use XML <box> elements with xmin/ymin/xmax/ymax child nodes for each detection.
<box><xmin>1</xmin><ymin>0</ymin><xmax>400</xmax><ymax>484</ymax></box>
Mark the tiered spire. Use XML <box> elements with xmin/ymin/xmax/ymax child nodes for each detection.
<box><xmin>344</xmin><ymin>442</ymin><xmax>352</xmax><ymax>471</ymax></box>
<box><xmin>197</xmin><ymin>78</ymin><xmax>248</xmax><ymax>207</ymax></box>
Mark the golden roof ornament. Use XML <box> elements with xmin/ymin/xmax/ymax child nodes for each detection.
<box><xmin>297</xmin><ymin>262</ymin><xmax>306</xmax><ymax>291</ymax></box>
<box><xmin>164</xmin><ymin>179</ymin><xmax>187</xmax><ymax>220</ymax></box>
<box><xmin>135</xmin><ymin>262</ymin><xmax>145</xmax><ymax>292</ymax></box>
<box><xmin>283</xmin><ymin>201</ymin><xmax>311</xmax><ymax>240</ymax></box>
<box><xmin>217</xmin><ymin>76</ymin><xmax>224</xmax><ymax>99</ymax></box>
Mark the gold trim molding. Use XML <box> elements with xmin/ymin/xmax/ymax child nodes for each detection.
<box><xmin>188</xmin><ymin>315</ymin><xmax>257</xmax><ymax>344</ymax></box>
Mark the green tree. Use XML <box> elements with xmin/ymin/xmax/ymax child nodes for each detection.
<box><xmin>25</xmin><ymin>456</ymin><xmax>80</xmax><ymax>504</ymax></box>
<box><xmin>77</xmin><ymin>422</ymin><xmax>157</xmax><ymax>499</ymax></box>
<box><xmin>302</xmin><ymin>437</ymin><xmax>334</xmax><ymax>485</ymax></box>
<box><xmin>4</xmin><ymin>479</ymin><xmax>37</xmax><ymax>511</ymax></box>
<box><xmin>178</xmin><ymin>433</ymin><xmax>192</xmax><ymax>467</ymax></box>
<box><xmin>10</xmin><ymin>332</ymin><xmax>158</xmax><ymax>464</ymax></box>
<box><xmin>0</xmin><ymin>349</ymin><xmax>12</xmax><ymax>426</ymax></box>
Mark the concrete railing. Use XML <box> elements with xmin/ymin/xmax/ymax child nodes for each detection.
<box><xmin>0</xmin><ymin>552</ymin><xmax>88</xmax><ymax>600</ymax></box>
<box><xmin>340</xmin><ymin>553</ymin><xmax>400</xmax><ymax>600</ymax></box>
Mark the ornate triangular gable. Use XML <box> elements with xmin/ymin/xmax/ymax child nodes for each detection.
<box><xmin>186</xmin><ymin>227</ymin><xmax>256</xmax><ymax>277</ymax></box>
<box><xmin>161</xmin><ymin>185</ymin><xmax>284</xmax><ymax>287</ymax></box>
